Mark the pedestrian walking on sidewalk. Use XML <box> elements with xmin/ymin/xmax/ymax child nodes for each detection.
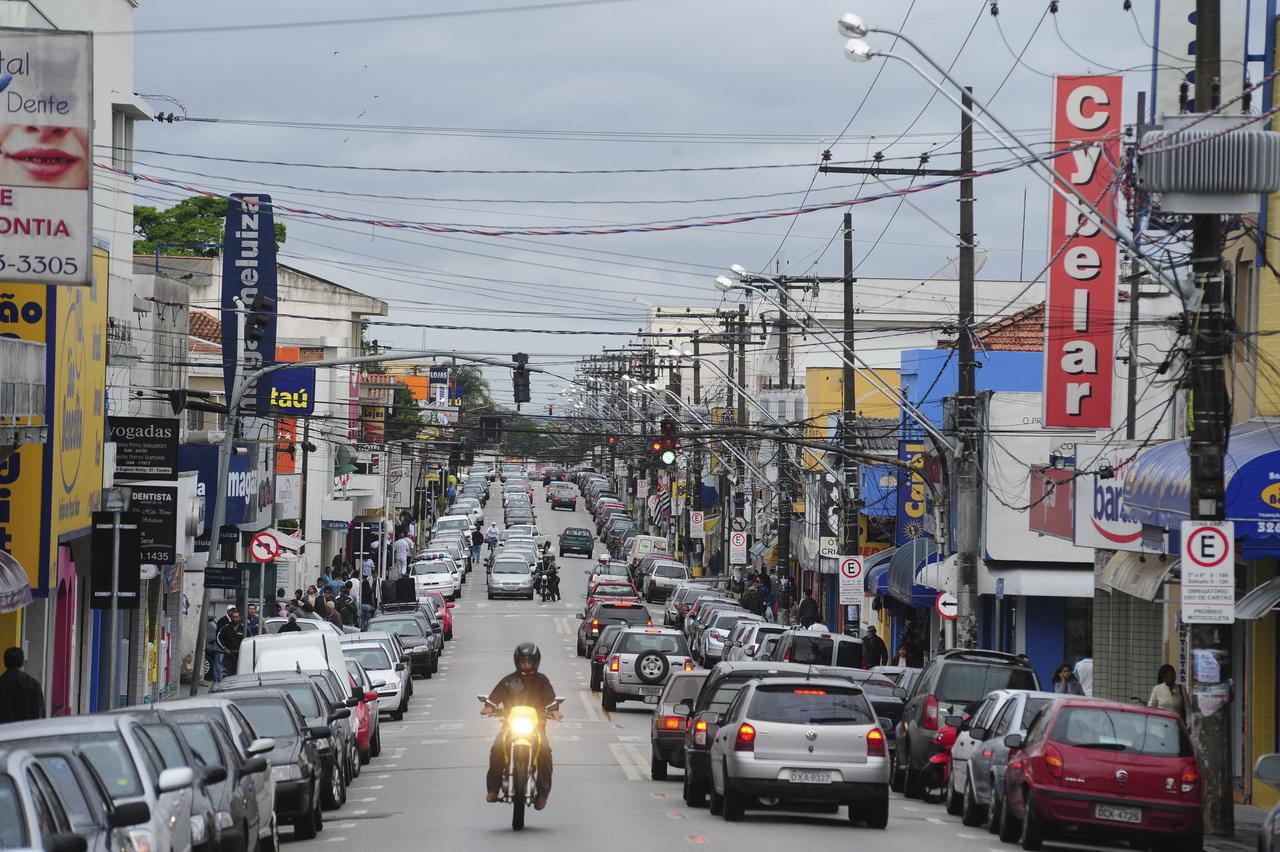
<box><xmin>796</xmin><ymin>590</ymin><xmax>819</xmax><ymax>628</ymax></box>
<box><xmin>864</xmin><ymin>626</ymin><xmax>888</xmax><ymax>668</ymax></box>
<box><xmin>1051</xmin><ymin>662</ymin><xmax>1085</xmax><ymax>695</ymax></box>
<box><xmin>1148</xmin><ymin>664</ymin><xmax>1187</xmax><ymax>720</ymax></box>
<box><xmin>217</xmin><ymin>609</ymin><xmax>245</xmax><ymax>677</ymax></box>
<box><xmin>0</xmin><ymin>647</ymin><xmax>45</xmax><ymax>723</ymax></box>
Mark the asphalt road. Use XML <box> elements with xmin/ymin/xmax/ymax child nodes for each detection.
<box><xmin>288</xmin><ymin>483</ymin><xmax>1104</xmax><ymax>850</ymax></box>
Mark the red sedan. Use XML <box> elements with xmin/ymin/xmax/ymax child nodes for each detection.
<box><xmin>424</xmin><ymin>590</ymin><xmax>454</xmax><ymax>640</ymax></box>
<box><xmin>586</xmin><ymin>580</ymin><xmax>640</xmax><ymax>608</ymax></box>
<box><xmin>1000</xmin><ymin>698</ymin><xmax>1202</xmax><ymax>852</ymax></box>
<box><xmin>348</xmin><ymin>672</ymin><xmax>378</xmax><ymax>764</ymax></box>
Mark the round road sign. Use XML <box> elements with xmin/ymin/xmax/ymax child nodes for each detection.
<box><xmin>730</xmin><ymin>531</ymin><xmax>747</xmax><ymax>547</ymax></box>
<box><xmin>935</xmin><ymin>591</ymin><xmax>958</xmax><ymax>620</ymax></box>
<box><xmin>839</xmin><ymin>556</ymin><xmax>863</xmax><ymax>581</ymax></box>
<box><xmin>249</xmin><ymin>531</ymin><xmax>281</xmax><ymax>563</ymax></box>
<box><xmin>731</xmin><ymin>517</ymin><xmax>746</xmax><ymax>532</ymax></box>
<box><xmin>1184</xmin><ymin>525</ymin><xmax>1230</xmax><ymax>568</ymax></box>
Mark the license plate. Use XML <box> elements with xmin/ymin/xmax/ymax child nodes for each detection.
<box><xmin>644</xmin><ymin>695</ymin><xmax>659</xmax><ymax>704</ymax></box>
<box><xmin>640</xmin><ymin>686</ymin><xmax>663</xmax><ymax>696</ymax></box>
<box><xmin>789</xmin><ymin>770</ymin><xmax>832</xmax><ymax>784</ymax></box>
<box><xmin>1095</xmin><ymin>804</ymin><xmax>1142</xmax><ymax>824</ymax></box>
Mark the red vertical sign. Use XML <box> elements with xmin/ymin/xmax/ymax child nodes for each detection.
<box><xmin>1043</xmin><ymin>75</ymin><xmax>1122</xmax><ymax>428</ymax></box>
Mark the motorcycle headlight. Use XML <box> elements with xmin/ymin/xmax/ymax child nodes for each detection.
<box><xmin>216</xmin><ymin>811</ymin><xmax>235</xmax><ymax>830</ymax></box>
<box><xmin>127</xmin><ymin>828</ymin><xmax>155</xmax><ymax>852</ymax></box>
<box><xmin>190</xmin><ymin>814</ymin><xmax>208</xmax><ymax>844</ymax></box>
<box><xmin>271</xmin><ymin>764</ymin><xmax>303</xmax><ymax>782</ymax></box>
<box><xmin>509</xmin><ymin>715</ymin><xmax>537</xmax><ymax>737</ymax></box>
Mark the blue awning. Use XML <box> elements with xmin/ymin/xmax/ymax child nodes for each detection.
<box><xmin>1124</xmin><ymin>420</ymin><xmax>1280</xmax><ymax>557</ymax></box>
<box><xmin>862</xmin><ymin>547</ymin><xmax>898</xmax><ymax>596</ymax></box>
<box><xmin>887</xmin><ymin>538</ymin><xmax>940</xmax><ymax>606</ymax></box>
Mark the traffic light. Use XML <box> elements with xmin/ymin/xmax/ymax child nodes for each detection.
<box><xmin>654</xmin><ymin>418</ymin><xmax>678</xmax><ymax>466</ymax></box>
<box><xmin>479</xmin><ymin>415</ymin><xmax>502</xmax><ymax>444</ymax></box>
<box><xmin>606</xmin><ymin>435</ymin><xmax>617</xmax><ymax>453</ymax></box>
<box><xmin>512</xmin><ymin>353</ymin><xmax>531</xmax><ymax>404</ymax></box>
<box><xmin>244</xmin><ymin>293</ymin><xmax>276</xmax><ymax>343</ymax></box>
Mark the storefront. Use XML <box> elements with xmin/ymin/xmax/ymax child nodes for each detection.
<box><xmin>1123</xmin><ymin>421</ymin><xmax>1280</xmax><ymax>806</ymax></box>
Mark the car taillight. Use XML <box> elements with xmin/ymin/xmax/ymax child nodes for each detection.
<box><xmin>734</xmin><ymin>722</ymin><xmax>756</xmax><ymax>751</ymax></box>
<box><xmin>922</xmin><ymin>695</ymin><xmax>939</xmax><ymax>731</ymax></box>
<box><xmin>867</xmin><ymin>728</ymin><xmax>886</xmax><ymax>757</ymax></box>
<box><xmin>609</xmin><ymin>656</ymin><xmax>620</xmax><ymax>672</ymax></box>
<box><xmin>694</xmin><ymin>719</ymin><xmax>709</xmax><ymax>746</ymax></box>
<box><xmin>708</xmin><ymin>630</ymin><xmax>722</xmax><ymax>640</ymax></box>
<box><xmin>660</xmin><ymin>716</ymin><xmax>686</xmax><ymax>731</ymax></box>
<box><xmin>591</xmin><ymin>618</ymin><xmax>599</xmax><ymax>633</ymax></box>
<box><xmin>981</xmin><ymin>749</ymin><xmax>994</xmax><ymax>758</ymax></box>
<box><xmin>646</xmin><ymin>618</ymin><xmax>653</xmax><ymax>626</ymax></box>
<box><xmin>1044</xmin><ymin>744</ymin><xmax>1064</xmax><ymax>779</ymax></box>
<box><xmin>1181</xmin><ymin>763</ymin><xmax>1200</xmax><ymax>793</ymax></box>
<box><xmin>683</xmin><ymin>658</ymin><xmax>694</xmax><ymax>672</ymax></box>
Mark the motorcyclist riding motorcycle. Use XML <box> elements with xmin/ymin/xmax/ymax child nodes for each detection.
<box><xmin>486</xmin><ymin>522</ymin><xmax>499</xmax><ymax>553</ymax></box>
<box><xmin>483</xmin><ymin>643</ymin><xmax>562</xmax><ymax>809</ymax></box>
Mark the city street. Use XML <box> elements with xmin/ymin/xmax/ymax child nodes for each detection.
<box><xmin>287</xmin><ymin>493</ymin><xmax>1086</xmax><ymax>850</ymax></box>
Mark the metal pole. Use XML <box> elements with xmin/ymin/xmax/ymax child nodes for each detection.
<box><xmin>692</xmin><ymin>331</ymin><xmax>701</xmax><ymax>406</ymax></box>
<box><xmin>1188</xmin><ymin>0</ymin><xmax>1232</xmax><ymax>837</ymax></box>
<box><xmin>107</xmin><ymin>510</ymin><xmax>120</xmax><ymax>710</ymax></box>
<box><xmin>1126</xmin><ymin>92</ymin><xmax>1148</xmax><ymax>442</ymax></box>
<box><xmin>841</xmin><ymin>213</ymin><xmax>860</xmax><ymax>626</ymax></box>
<box><xmin>955</xmin><ymin>86</ymin><xmax>980</xmax><ymax>650</ymax></box>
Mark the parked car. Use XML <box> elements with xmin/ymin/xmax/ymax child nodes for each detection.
<box><xmin>963</xmin><ymin>691</ymin><xmax>1057</xmax><ymax>830</ymax></box>
<box><xmin>345</xmin><ymin>661</ymin><xmax>384</xmax><ymax>763</ymax></box>
<box><xmin>1255</xmin><ymin>755</ymin><xmax>1280</xmax><ymax>852</ymax></box>
<box><xmin>650</xmin><ymin>671</ymin><xmax>709</xmax><ymax>781</ymax></box>
<box><xmin>723</xmin><ymin>622</ymin><xmax>785</xmax><ymax>662</ymax></box>
<box><xmin>172</xmin><ymin>712</ymin><xmax>283</xmax><ymax>844</ymax></box>
<box><xmin>550</xmin><ymin>488</ymin><xmax>578</xmax><ymax>510</ymax></box>
<box><xmin>695</xmin><ymin>611</ymin><xmax>761</xmax><ymax>666</ymax></box>
<box><xmin>344</xmin><ymin>642</ymin><xmax>408</xmax><ymax>721</ymax></box>
<box><xmin>559</xmin><ymin>527</ymin><xmax>594</xmax><ymax>557</ymax></box>
<box><xmin>871</xmin><ymin>665</ymin><xmax>922</xmax><ymax>696</ymax></box>
<box><xmin>769</xmin><ymin>628</ymin><xmax>864</xmax><ymax>669</ymax></box>
<box><xmin>999</xmin><ymin>698</ymin><xmax>1201</xmax><ymax>852</ymax></box>
<box><xmin>422</xmin><ymin>590</ymin><xmax>455</xmax><ymax>640</ymax></box>
<box><xmin>408</xmin><ymin>557</ymin><xmax>460</xmax><ymax>601</ymax></box>
<box><xmin>894</xmin><ymin>649</ymin><xmax>1038</xmax><ymax>798</ymax></box>
<box><xmin>665</xmin><ymin>580</ymin><xmax>732</xmax><ymax>627</ymax></box>
<box><xmin>0</xmin><ymin>714</ymin><xmax>204</xmax><ymax>852</ymax></box>
<box><xmin>601</xmin><ymin>627</ymin><xmax>694</xmax><ymax>711</ymax></box>
<box><xmin>228</xmin><ymin>690</ymin><xmax>327</xmax><ymax>834</ymax></box>
<box><xmin>341</xmin><ymin>631</ymin><xmax>412</xmax><ymax>713</ymax></box>
<box><xmin>586</xmin><ymin>579</ymin><xmax>641</xmax><ymax>608</ymax></box>
<box><xmin>1</xmin><ymin>745</ymin><xmax>154</xmax><ymax>852</ymax></box>
<box><xmin>366</xmin><ymin>614</ymin><xmax>438</xmax><ymax>677</ymax></box>
<box><xmin>643</xmin><ymin>561</ymin><xmax>691</xmax><ymax>602</ymax></box>
<box><xmin>707</xmin><ymin>677</ymin><xmax>890</xmax><ymax>827</ymax></box>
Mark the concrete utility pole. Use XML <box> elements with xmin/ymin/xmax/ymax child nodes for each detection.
<box><xmin>736</xmin><ymin>303</ymin><xmax>749</xmax><ymax>563</ymax></box>
<box><xmin>842</xmin><ymin>213</ymin><xmax>861</xmax><ymax>583</ymax></box>
<box><xmin>954</xmin><ymin>87</ymin><xmax>980</xmax><ymax>650</ymax></box>
<box><xmin>1186</xmin><ymin>0</ymin><xmax>1233</xmax><ymax>836</ymax></box>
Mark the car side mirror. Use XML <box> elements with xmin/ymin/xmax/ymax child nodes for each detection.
<box><xmin>364</xmin><ymin>690</ymin><xmax>380</xmax><ymax>702</ymax></box>
<box><xmin>892</xmin><ymin>687</ymin><xmax>908</xmax><ymax>700</ymax></box>
<box><xmin>309</xmin><ymin>724</ymin><xmax>333</xmax><ymax>739</ymax></box>
<box><xmin>743</xmin><ymin>643</ymin><xmax>758</xmax><ymax>658</ymax></box>
<box><xmin>108</xmin><ymin>800</ymin><xmax>151</xmax><ymax>828</ymax></box>
<box><xmin>242</xmin><ymin>756</ymin><xmax>268</xmax><ymax>775</ymax></box>
<box><xmin>345</xmin><ymin>696</ymin><xmax>361</xmax><ymax>708</ymax></box>
<box><xmin>201</xmin><ymin>764</ymin><xmax>228</xmax><ymax>785</ymax></box>
<box><xmin>1004</xmin><ymin>733</ymin><xmax>1024</xmax><ymax>750</ymax></box>
<box><xmin>673</xmin><ymin>700</ymin><xmax>692</xmax><ymax>716</ymax></box>
<box><xmin>1257</xmin><ymin>754</ymin><xmax>1280</xmax><ymax>786</ymax></box>
<box><xmin>576</xmin><ymin>613</ymin><xmax>584</xmax><ymax>619</ymax></box>
<box><xmin>969</xmin><ymin>727</ymin><xmax>987</xmax><ymax>741</ymax></box>
<box><xmin>944</xmin><ymin>714</ymin><xmax>964</xmax><ymax>729</ymax></box>
<box><xmin>157</xmin><ymin>766</ymin><xmax>195</xmax><ymax>794</ymax></box>
<box><xmin>394</xmin><ymin>662</ymin><xmax>406</xmax><ymax>672</ymax></box>
<box><xmin>247</xmin><ymin>737</ymin><xmax>275</xmax><ymax>756</ymax></box>
<box><xmin>46</xmin><ymin>833</ymin><xmax>87</xmax><ymax>852</ymax></box>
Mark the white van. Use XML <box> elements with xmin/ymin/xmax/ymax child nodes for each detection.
<box><xmin>238</xmin><ymin>631</ymin><xmax>356</xmax><ymax>697</ymax></box>
<box><xmin>626</xmin><ymin>535</ymin><xmax>670</xmax><ymax>566</ymax></box>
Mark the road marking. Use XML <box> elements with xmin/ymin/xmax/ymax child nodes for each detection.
<box><xmin>366</xmin><ymin>785</ymin><xmax>384</xmax><ymax>790</ymax></box>
<box><xmin>927</xmin><ymin>817</ymin><xmax>946</xmax><ymax>824</ymax></box>
<box><xmin>622</xmin><ymin>743</ymin><xmax>650</xmax><ymax>775</ymax></box>
<box><xmin>352</xmin><ymin>809</ymin><xmax>368</xmax><ymax>816</ymax></box>
<box><xmin>687</xmin><ymin>836</ymin><xmax>706</xmax><ymax>845</ymax></box>
<box><xmin>356</xmin><ymin>798</ymin><xmax>376</xmax><ymax>803</ymax></box>
<box><xmin>608</xmin><ymin>742</ymin><xmax>643</xmax><ymax>781</ymax></box>
<box><xmin>323</xmin><ymin>837</ymin><xmax>346</xmax><ymax>843</ymax></box>
<box><xmin>957</xmin><ymin>834</ymin><xmax>980</xmax><ymax>840</ymax></box>
<box><xmin>578</xmin><ymin>690</ymin><xmax>603</xmax><ymax>722</ymax></box>
<box><xmin>667</xmin><ymin>809</ymin><xmax>685</xmax><ymax>819</ymax></box>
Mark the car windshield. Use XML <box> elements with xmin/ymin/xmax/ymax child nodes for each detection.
<box><xmin>0</xmin><ymin>775</ymin><xmax>28</xmax><ymax>847</ymax></box>
<box><xmin>594</xmin><ymin>584</ymin><xmax>634</xmax><ymax>597</ymax></box>
<box><xmin>749</xmin><ymin>686</ymin><xmax>874</xmax><ymax>725</ymax></box>
<box><xmin>411</xmin><ymin>562</ymin><xmax>449</xmax><ymax>576</ymax></box>
<box><xmin>655</xmin><ymin>565</ymin><xmax>686</xmax><ymax>578</ymax></box>
<box><xmin>178</xmin><ymin>723</ymin><xmax>221</xmax><ymax>766</ymax></box>
<box><xmin>345</xmin><ymin>647</ymin><xmax>392</xmax><ymax>671</ymax></box>
<box><xmin>936</xmin><ymin>664</ymin><xmax>1038</xmax><ymax>705</ymax></box>
<box><xmin>713</xmin><ymin>613</ymin><xmax>751</xmax><ymax>629</ymax></box>
<box><xmin>142</xmin><ymin>724</ymin><xmax>187</xmax><ymax>768</ymax></box>
<box><xmin>371</xmin><ymin>618</ymin><xmax>424</xmax><ymax>637</ymax></box>
<box><xmin>1052</xmin><ymin>706</ymin><xmax>1193</xmax><ymax>756</ymax></box>
<box><xmin>435</xmin><ymin>518</ymin><xmax>469</xmax><ymax>530</ymax></box>
<box><xmin>494</xmin><ymin>562</ymin><xmax>530</xmax><ymax>575</ymax></box>
<box><xmin>238</xmin><ymin>701</ymin><xmax>297</xmax><ymax>739</ymax></box>
<box><xmin>617</xmin><ymin>632</ymin><xmax>689</xmax><ymax>655</ymax></box>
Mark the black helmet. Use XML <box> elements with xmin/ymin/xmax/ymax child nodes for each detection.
<box><xmin>514</xmin><ymin>642</ymin><xmax>541</xmax><ymax>674</ymax></box>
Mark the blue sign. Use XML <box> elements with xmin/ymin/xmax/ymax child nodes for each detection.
<box><xmin>895</xmin><ymin>440</ymin><xmax>932</xmax><ymax>545</ymax></box>
<box><xmin>180</xmin><ymin>444</ymin><xmax>260</xmax><ymax>552</ymax></box>
<box><xmin>265</xmin><ymin>367</ymin><xmax>316</xmax><ymax>416</ymax></box>
<box><xmin>205</xmin><ymin>562</ymin><xmax>243</xmax><ymax>590</ymax></box>
<box><xmin>221</xmin><ymin>194</ymin><xmax>278</xmax><ymax>410</ymax></box>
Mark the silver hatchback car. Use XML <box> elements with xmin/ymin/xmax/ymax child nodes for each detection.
<box><xmin>707</xmin><ymin>677</ymin><xmax>890</xmax><ymax>827</ymax></box>
<box><xmin>601</xmin><ymin>627</ymin><xmax>693</xmax><ymax>711</ymax></box>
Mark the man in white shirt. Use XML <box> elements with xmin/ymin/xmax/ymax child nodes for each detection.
<box><xmin>362</xmin><ymin>556</ymin><xmax>375</xmax><ymax>578</ymax></box>
<box><xmin>393</xmin><ymin>534</ymin><xmax>412</xmax><ymax>576</ymax></box>
<box><xmin>1073</xmin><ymin>657</ymin><xmax>1094</xmax><ymax>697</ymax></box>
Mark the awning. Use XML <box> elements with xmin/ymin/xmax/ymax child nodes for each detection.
<box><xmin>1101</xmin><ymin>551</ymin><xmax>1178</xmax><ymax>600</ymax></box>
<box><xmin>1236</xmin><ymin>576</ymin><xmax>1280</xmax><ymax>619</ymax></box>
<box><xmin>887</xmin><ymin>538</ymin><xmax>940</xmax><ymax>607</ymax></box>
<box><xmin>978</xmin><ymin>563</ymin><xmax>1095</xmax><ymax>597</ymax></box>
<box><xmin>0</xmin><ymin>550</ymin><xmax>32</xmax><ymax>614</ymax></box>
<box><xmin>1124</xmin><ymin>420</ymin><xmax>1280</xmax><ymax>557</ymax></box>
<box><xmin>862</xmin><ymin>548</ymin><xmax>898</xmax><ymax>596</ymax></box>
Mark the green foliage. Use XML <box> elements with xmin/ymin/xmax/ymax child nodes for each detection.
<box><xmin>385</xmin><ymin>385</ymin><xmax>424</xmax><ymax>442</ymax></box>
<box><xmin>450</xmin><ymin>365</ymin><xmax>493</xmax><ymax>411</ymax></box>
<box><xmin>133</xmin><ymin>196</ymin><xmax>287</xmax><ymax>256</ymax></box>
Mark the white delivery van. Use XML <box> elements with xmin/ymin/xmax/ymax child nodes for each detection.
<box><xmin>238</xmin><ymin>631</ymin><xmax>356</xmax><ymax>697</ymax></box>
<box><xmin>626</xmin><ymin>535</ymin><xmax>671</xmax><ymax>566</ymax></box>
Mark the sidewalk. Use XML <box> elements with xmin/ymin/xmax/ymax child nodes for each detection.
<box><xmin>1204</xmin><ymin>803</ymin><xmax>1267</xmax><ymax>852</ymax></box>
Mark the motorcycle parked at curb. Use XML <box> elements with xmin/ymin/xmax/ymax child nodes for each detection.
<box><xmin>920</xmin><ymin>714</ymin><xmax>964</xmax><ymax>804</ymax></box>
<box><xmin>477</xmin><ymin>695</ymin><xmax>565</xmax><ymax>830</ymax></box>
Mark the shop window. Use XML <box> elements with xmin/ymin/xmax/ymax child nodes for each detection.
<box><xmin>1064</xmin><ymin>597</ymin><xmax>1093</xmax><ymax>664</ymax></box>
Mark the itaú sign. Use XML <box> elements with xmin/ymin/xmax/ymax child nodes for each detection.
<box><xmin>1043</xmin><ymin>75</ymin><xmax>1123</xmax><ymax>429</ymax></box>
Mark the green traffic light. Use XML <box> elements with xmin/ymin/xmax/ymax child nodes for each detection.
<box><xmin>661</xmin><ymin>450</ymin><xmax>677</xmax><ymax>465</ymax></box>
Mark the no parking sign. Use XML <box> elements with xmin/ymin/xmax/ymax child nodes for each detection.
<box><xmin>1181</xmin><ymin>521</ymin><xmax>1235</xmax><ymax>623</ymax></box>
<box><xmin>838</xmin><ymin>555</ymin><xmax>863</xmax><ymax>604</ymax></box>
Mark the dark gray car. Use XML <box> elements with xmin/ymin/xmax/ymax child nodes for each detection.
<box><xmin>962</xmin><ymin>690</ymin><xmax>1057</xmax><ymax>830</ymax></box>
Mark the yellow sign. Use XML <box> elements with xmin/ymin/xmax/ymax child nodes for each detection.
<box><xmin>1263</xmin><ymin>482</ymin><xmax>1280</xmax><ymax>508</ymax></box>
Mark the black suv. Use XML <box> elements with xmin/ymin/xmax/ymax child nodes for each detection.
<box><xmin>559</xmin><ymin>527</ymin><xmax>594</xmax><ymax>558</ymax></box>
<box><xmin>892</xmin><ymin>649</ymin><xmax>1038</xmax><ymax>798</ymax></box>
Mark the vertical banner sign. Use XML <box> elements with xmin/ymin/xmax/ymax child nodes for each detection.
<box><xmin>90</xmin><ymin>511</ymin><xmax>141</xmax><ymax>610</ymax></box>
<box><xmin>429</xmin><ymin>366</ymin><xmax>449</xmax><ymax>403</ymax></box>
<box><xmin>128</xmin><ymin>486</ymin><xmax>177</xmax><ymax>565</ymax></box>
<box><xmin>221</xmin><ymin>194</ymin><xmax>277</xmax><ymax>408</ymax></box>
<box><xmin>895</xmin><ymin>440</ymin><xmax>930</xmax><ymax>544</ymax></box>
<box><xmin>0</xmin><ymin>29</ymin><xmax>94</xmax><ymax>286</ymax></box>
<box><xmin>1043</xmin><ymin>75</ymin><xmax>1123</xmax><ymax>428</ymax></box>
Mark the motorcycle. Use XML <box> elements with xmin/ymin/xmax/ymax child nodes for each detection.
<box><xmin>920</xmin><ymin>714</ymin><xmax>964</xmax><ymax>804</ymax></box>
<box><xmin>478</xmin><ymin>695</ymin><xmax>564</xmax><ymax>830</ymax></box>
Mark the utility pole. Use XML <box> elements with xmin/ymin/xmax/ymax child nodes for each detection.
<box><xmin>841</xmin><ymin>213</ymin><xmax>860</xmax><ymax>610</ymax></box>
<box><xmin>1126</xmin><ymin>92</ymin><xmax>1149</xmax><ymax>441</ymax></box>
<box><xmin>1187</xmin><ymin>0</ymin><xmax>1233</xmax><ymax>836</ymax></box>
<box><xmin>775</xmin><ymin>287</ymin><xmax>792</xmax><ymax>599</ymax></box>
<box><xmin>954</xmin><ymin>87</ymin><xmax>980</xmax><ymax>650</ymax></box>
<box><xmin>691</xmin><ymin>331</ymin><xmax>701</xmax><ymax>406</ymax></box>
<box><xmin>735</xmin><ymin>303</ymin><xmax>749</xmax><ymax>571</ymax></box>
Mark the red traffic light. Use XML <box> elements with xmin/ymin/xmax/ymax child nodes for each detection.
<box><xmin>607</xmin><ymin>436</ymin><xmax>617</xmax><ymax>446</ymax></box>
<box><xmin>661</xmin><ymin>437</ymin><xmax>675</xmax><ymax>450</ymax></box>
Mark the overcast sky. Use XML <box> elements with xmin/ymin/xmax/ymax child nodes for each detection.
<box><xmin>130</xmin><ymin>0</ymin><xmax>1267</xmax><ymax>409</ymax></box>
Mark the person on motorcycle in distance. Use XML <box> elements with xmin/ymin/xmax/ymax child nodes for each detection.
<box><xmin>483</xmin><ymin>642</ymin><xmax>562</xmax><ymax>810</ymax></box>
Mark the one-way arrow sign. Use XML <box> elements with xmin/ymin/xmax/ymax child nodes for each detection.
<box><xmin>935</xmin><ymin>591</ymin><xmax>958</xmax><ymax>620</ymax></box>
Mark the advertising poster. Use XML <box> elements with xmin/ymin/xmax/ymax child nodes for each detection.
<box><xmin>108</xmin><ymin>417</ymin><xmax>178</xmax><ymax>480</ymax></box>
<box><xmin>0</xmin><ymin>29</ymin><xmax>94</xmax><ymax>285</ymax></box>
<box><xmin>220</xmin><ymin>193</ymin><xmax>277</xmax><ymax>408</ymax></box>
